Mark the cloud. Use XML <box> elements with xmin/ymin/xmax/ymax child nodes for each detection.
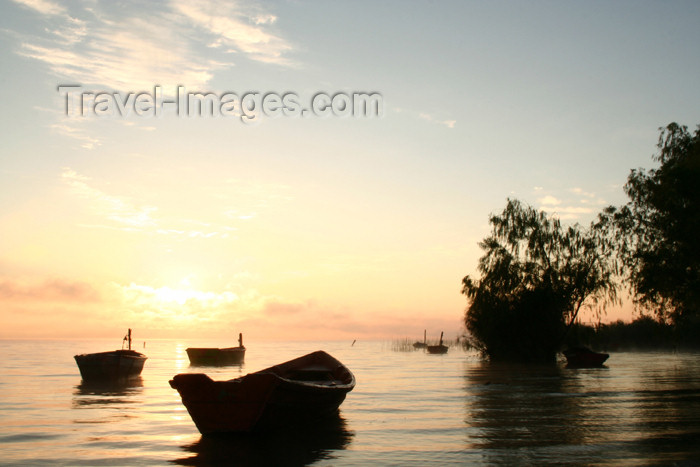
<box><xmin>110</xmin><ymin>281</ymin><xmax>260</xmax><ymax>334</ymax></box>
<box><xmin>534</xmin><ymin>187</ymin><xmax>609</xmax><ymax>221</ymax></box>
<box><xmin>538</xmin><ymin>201</ymin><xmax>594</xmax><ymax>220</ymax></box>
<box><xmin>61</xmin><ymin>168</ymin><xmax>158</xmax><ymax>227</ymax></box>
<box><xmin>0</xmin><ymin>275</ymin><xmax>463</xmax><ymax>340</ymax></box>
<box><xmin>172</xmin><ymin>0</ymin><xmax>294</xmax><ymax>66</ymax></box>
<box><xmin>570</xmin><ymin>187</ymin><xmax>594</xmax><ymax>198</ymax></box>
<box><xmin>20</xmin><ymin>19</ymin><xmax>217</xmax><ymax>91</ymax></box>
<box><xmin>417</xmin><ymin>111</ymin><xmax>457</xmax><ymax>128</ymax></box>
<box><xmin>443</xmin><ymin>120</ymin><xmax>457</xmax><ymax>129</ymax></box>
<box><xmin>120</xmin><ymin>282</ymin><xmax>238</xmax><ymax>307</ymax></box>
<box><xmin>13</xmin><ymin>0</ymin><xmax>294</xmax><ymax>91</ymax></box>
<box><xmin>393</xmin><ymin>107</ymin><xmax>456</xmax><ymax>129</ymax></box>
<box><xmin>0</xmin><ymin>277</ymin><xmax>99</xmax><ymax>302</ymax></box>
<box><xmin>50</xmin><ymin>122</ymin><xmax>101</xmax><ymax>149</ymax></box>
<box><xmin>59</xmin><ymin>168</ymin><xmax>292</xmax><ymax>237</ymax></box>
<box><xmin>570</xmin><ymin>187</ymin><xmax>607</xmax><ymax>205</ymax></box>
<box><xmin>49</xmin><ymin>16</ymin><xmax>88</xmax><ymax>46</ymax></box>
<box><xmin>262</xmin><ymin>299</ymin><xmax>313</xmax><ymax>316</ymax></box>
<box><xmin>10</xmin><ymin>0</ymin><xmax>64</xmax><ymax>16</ymax></box>
<box><xmin>253</xmin><ymin>14</ymin><xmax>277</xmax><ymax>25</ymax></box>
<box><xmin>245</xmin><ymin>297</ymin><xmax>464</xmax><ymax>341</ymax></box>
<box><xmin>550</xmin><ymin>206</ymin><xmax>595</xmax><ymax>220</ymax></box>
<box><xmin>537</xmin><ymin>195</ymin><xmax>561</xmax><ymax>206</ymax></box>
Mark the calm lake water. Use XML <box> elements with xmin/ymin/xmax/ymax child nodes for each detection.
<box><xmin>1</xmin><ymin>338</ymin><xmax>699</xmax><ymax>466</ymax></box>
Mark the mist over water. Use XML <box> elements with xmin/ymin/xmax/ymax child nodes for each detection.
<box><xmin>0</xmin><ymin>339</ymin><xmax>699</xmax><ymax>465</ymax></box>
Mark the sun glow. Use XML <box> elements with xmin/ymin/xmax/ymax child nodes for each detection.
<box><xmin>122</xmin><ymin>283</ymin><xmax>239</xmax><ymax>306</ymax></box>
<box><xmin>115</xmin><ymin>282</ymin><xmax>242</xmax><ymax>330</ymax></box>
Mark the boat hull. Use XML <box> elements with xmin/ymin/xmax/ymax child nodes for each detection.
<box><xmin>170</xmin><ymin>350</ymin><xmax>355</xmax><ymax>434</ymax></box>
<box><xmin>563</xmin><ymin>347</ymin><xmax>609</xmax><ymax>368</ymax></box>
<box><xmin>186</xmin><ymin>347</ymin><xmax>245</xmax><ymax>366</ymax></box>
<box><xmin>426</xmin><ymin>345</ymin><xmax>448</xmax><ymax>354</ymax></box>
<box><xmin>74</xmin><ymin>350</ymin><xmax>147</xmax><ymax>381</ymax></box>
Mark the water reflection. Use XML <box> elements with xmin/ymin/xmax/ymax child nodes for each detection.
<box><xmin>463</xmin><ymin>356</ymin><xmax>700</xmax><ymax>465</ymax></box>
<box><xmin>464</xmin><ymin>362</ymin><xmax>581</xmax><ymax>455</ymax></box>
<box><xmin>188</xmin><ymin>362</ymin><xmax>245</xmax><ymax>369</ymax></box>
<box><xmin>72</xmin><ymin>377</ymin><xmax>144</xmax><ymax>408</ymax></box>
<box><xmin>627</xmin><ymin>359</ymin><xmax>700</xmax><ymax>463</ymax></box>
<box><xmin>172</xmin><ymin>415</ymin><xmax>354</xmax><ymax>466</ymax></box>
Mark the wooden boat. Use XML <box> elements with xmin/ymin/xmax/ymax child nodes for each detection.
<box><xmin>186</xmin><ymin>333</ymin><xmax>246</xmax><ymax>366</ymax></box>
<box><xmin>426</xmin><ymin>344</ymin><xmax>448</xmax><ymax>354</ymax></box>
<box><xmin>74</xmin><ymin>329</ymin><xmax>147</xmax><ymax>381</ymax></box>
<box><xmin>563</xmin><ymin>346</ymin><xmax>609</xmax><ymax>368</ymax></box>
<box><xmin>426</xmin><ymin>331</ymin><xmax>448</xmax><ymax>354</ymax></box>
<box><xmin>170</xmin><ymin>350</ymin><xmax>355</xmax><ymax>434</ymax></box>
<box><xmin>413</xmin><ymin>329</ymin><xmax>427</xmax><ymax>349</ymax></box>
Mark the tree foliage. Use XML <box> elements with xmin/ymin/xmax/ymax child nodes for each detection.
<box><xmin>462</xmin><ymin>199</ymin><xmax>618</xmax><ymax>362</ymax></box>
<box><xmin>598</xmin><ymin>123</ymin><xmax>700</xmax><ymax>322</ymax></box>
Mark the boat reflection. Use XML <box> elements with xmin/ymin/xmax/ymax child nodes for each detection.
<box><xmin>72</xmin><ymin>377</ymin><xmax>144</xmax><ymax>408</ymax></box>
<box><xmin>463</xmin><ymin>357</ymin><xmax>700</xmax><ymax>465</ymax></box>
<box><xmin>172</xmin><ymin>414</ymin><xmax>354</xmax><ymax>466</ymax></box>
<box><xmin>188</xmin><ymin>361</ymin><xmax>245</xmax><ymax>369</ymax></box>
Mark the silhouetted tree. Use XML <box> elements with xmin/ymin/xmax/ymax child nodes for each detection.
<box><xmin>563</xmin><ymin>316</ymin><xmax>700</xmax><ymax>350</ymax></box>
<box><xmin>598</xmin><ymin>123</ymin><xmax>700</xmax><ymax>323</ymax></box>
<box><xmin>462</xmin><ymin>199</ymin><xmax>618</xmax><ymax>362</ymax></box>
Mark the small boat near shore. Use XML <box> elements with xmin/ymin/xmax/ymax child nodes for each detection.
<box><xmin>563</xmin><ymin>346</ymin><xmax>609</xmax><ymax>368</ymax></box>
<box><xmin>413</xmin><ymin>329</ymin><xmax>427</xmax><ymax>349</ymax></box>
<box><xmin>170</xmin><ymin>350</ymin><xmax>355</xmax><ymax>434</ymax></box>
<box><xmin>186</xmin><ymin>333</ymin><xmax>246</xmax><ymax>366</ymax></box>
<box><xmin>426</xmin><ymin>331</ymin><xmax>448</xmax><ymax>354</ymax></box>
<box><xmin>74</xmin><ymin>329</ymin><xmax>147</xmax><ymax>382</ymax></box>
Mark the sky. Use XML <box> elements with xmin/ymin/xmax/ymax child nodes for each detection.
<box><xmin>1</xmin><ymin>0</ymin><xmax>699</xmax><ymax>342</ymax></box>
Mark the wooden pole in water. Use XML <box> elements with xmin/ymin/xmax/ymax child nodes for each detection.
<box><xmin>238</xmin><ymin>333</ymin><xmax>243</xmax><ymax>348</ymax></box>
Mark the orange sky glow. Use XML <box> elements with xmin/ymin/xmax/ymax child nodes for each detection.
<box><xmin>2</xmin><ymin>0</ymin><xmax>698</xmax><ymax>341</ymax></box>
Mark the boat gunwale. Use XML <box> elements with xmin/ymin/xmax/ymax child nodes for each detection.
<box><xmin>74</xmin><ymin>349</ymin><xmax>147</xmax><ymax>359</ymax></box>
<box><xmin>186</xmin><ymin>346</ymin><xmax>245</xmax><ymax>352</ymax></box>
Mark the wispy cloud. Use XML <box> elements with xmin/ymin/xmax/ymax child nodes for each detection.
<box><xmin>548</xmin><ymin>206</ymin><xmax>595</xmax><ymax>220</ymax></box>
<box><xmin>172</xmin><ymin>0</ymin><xmax>294</xmax><ymax>66</ymax></box>
<box><xmin>50</xmin><ymin>122</ymin><xmax>100</xmax><ymax>149</ymax></box>
<box><xmin>19</xmin><ymin>19</ymin><xmax>217</xmax><ymax>90</ymax></box>
<box><xmin>12</xmin><ymin>0</ymin><xmax>294</xmax><ymax>91</ymax></box>
<box><xmin>49</xmin><ymin>16</ymin><xmax>87</xmax><ymax>46</ymax></box>
<box><xmin>61</xmin><ymin>168</ymin><xmax>158</xmax><ymax>227</ymax></box>
<box><xmin>418</xmin><ymin>112</ymin><xmax>456</xmax><ymax>129</ymax></box>
<box><xmin>0</xmin><ymin>277</ymin><xmax>99</xmax><ymax>302</ymax></box>
<box><xmin>60</xmin><ymin>168</ymin><xmax>293</xmax><ymax>236</ymax></box>
<box><xmin>10</xmin><ymin>0</ymin><xmax>64</xmax><ymax>16</ymax></box>
<box><xmin>535</xmin><ymin>188</ymin><xmax>607</xmax><ymax>221</ymax></box>
<box><xmin>121</xmin><ymin>282</ymin><xmax>238</xmax><ymax>308</ymax></box>
<box><xmin>394</xmin><ymin>107</ymin><xmax>456</xmax><ymax>129</ymax></box>
<box><xmin>570</xmin><ymin>187</ymin><xmax>607</xmax><ymax>205</ymax></box>
<box><xmin>537</xmin><ymin>195</ymin><xmax>561</xmax><ymax>206</ymax></box>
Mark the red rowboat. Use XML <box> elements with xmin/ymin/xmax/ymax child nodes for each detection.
<box><xmin>170</xmin><ymin>350</ymin><xmax>355</xmax><ymax>434</ymax></box>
